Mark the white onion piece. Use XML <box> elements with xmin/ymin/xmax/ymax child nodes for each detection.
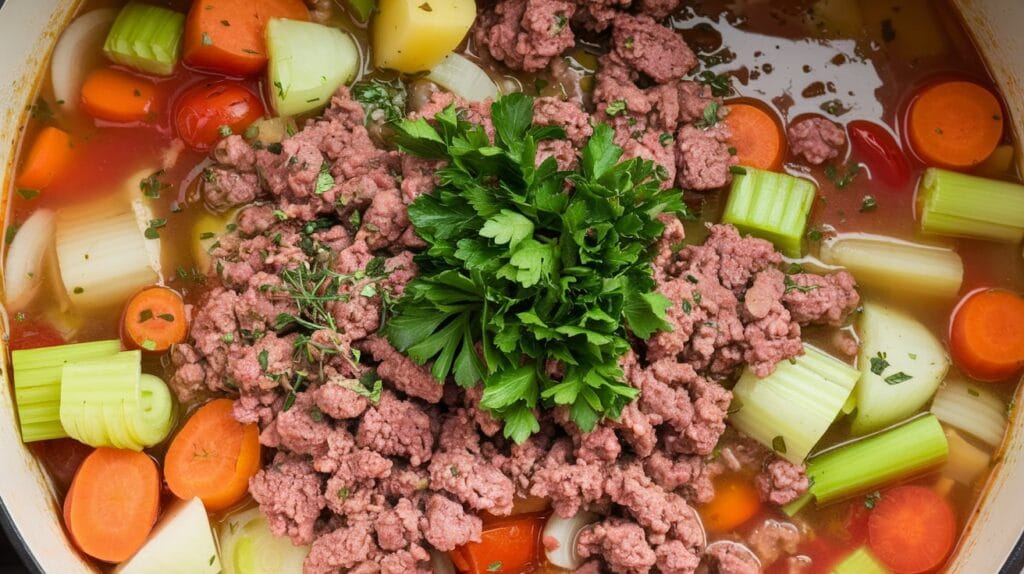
<box><xmin>931</xmin><ymin>376</ymin><xmax>1008</xmax><ymax>447</ymax></box>
<box><xmin>427</xmin><ymin>53</ymin><xmax>500</xmax><ymax>103</ymax></box>
<box><xmin>543</xmin><ymin>511</ymin><xmax>598</xmax><ymax>570</ymax></box>
<box><xmin>51</xmin><ymin>9</ymin><xmax>117</xmax><ymax>111</ymax></box>
<box><xmin>5</xmin><ymin>209</ymin><xmax>56</xmax><ymax>311</ymax></box>
<box><xmin>429</xmin><ymin>550</ymin><xmax>456</xmax><ymax>574</ymax></box>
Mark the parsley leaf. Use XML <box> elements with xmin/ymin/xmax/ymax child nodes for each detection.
<box><xmin>315</xmin><ymin>162</ymin><xmax>334</xmax><ymax>195</ymax></box>
<box><xmin>869</xmin><ymin>351</ymin><xmax>889</xmax><ymax>376</ymax></box>
<box><xmin>351</xmin><ymin>79</ymin><xmax>407</xmax><ymax>125</ymax></box>
<box><xmin>386</xmin><ymin>94</ymin><xmax>688</xmax><ymax>442</ymax></box>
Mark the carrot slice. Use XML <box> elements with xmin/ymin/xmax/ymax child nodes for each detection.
<box><xmin>449</xmin><ymin>515</ymin><xmax>545</xmax><ymax>574</ymax></box>
<box><xmin>725</xmin><ymin>102</ymin><xmax>785</xmax><ymax>171</ymax></box>
<box><xmin>121</xmin><ymin>286</ymin><xmax>189</xmax><ymax>353</ymax></box>
<box><xmin>699</xmin><ymin>474</ymin><xmax>762</xmax><ymax>533</ymax></box>
<box><xmin>15</xmin><ymin>127</ymin><xmax>74</xmax><ymax>191</ymax></box>
<box><xmin>950</xmin><ymin>289</ymin><xmax>1024</xmax><ymax>382</ymax></box>
<box><xmin>183</xmin><ymin>0</ymin><xmax>310</xmax><ymax>77</ymax></box>
<box><xmin>908</xmin><ymin>80</ymin><xmax>1004</xmax><ymax>169</ymax></box>
<box><xmin>868</xmin><ymin>485</ymin><xmax>956</xmax><ymax>574</ymax></box>
<box><xmin>80</xmin><ymin>67</ymin><xmax>159</xmax><ymax>124</ymax></box>
<box><xmin>63</xmin><ymin>448</ymin><xmax>160</xmax><ymax>563</ymax></box>
<box><xmin>164</xmin><ymin>398</ymin><xmax>261</xmax><ymax>511</ymax></box>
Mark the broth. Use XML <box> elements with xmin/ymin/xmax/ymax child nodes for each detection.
<box><xmin>4</xmin><ymin>0</ymin><xmax>1022</xmax><ymax>572</ymax></box>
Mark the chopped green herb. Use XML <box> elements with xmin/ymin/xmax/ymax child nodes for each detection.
<box><xmin>783</xmin><ymin>275</ymin><xmax>820</xmax><ymax>294</ymax></box>
<box><xmin>864</xmin><ymin>490</ymin><xmax>881</xmax><ymax>509</ymax></box>
<box><xmin>694</xmin><ymin>101</ymin><xmax>721</xmax><ymax>129</ymax></box>
<box><xmin>869</xmin><ymin>352</ymin><xmax>889</xmax><ymax>376</ymax></box>
<box><xmin>605</xmin><ymin>99</ymin><xmax>627</xmax><ymax>117</ymax></box>
<box><xmin>140</xmin><ymin>170</ymin><xmax>169</xmax><ymax>198</ymax></box>
<box><xmin>729</xmin><ymin>165</ymin><xmax>747</xmax><ymax>175</ymax></box>
<box><xmin>258</xmin><ymin>349</ymin><xmax>270</xmax><ymax>372</ymax></box>
<box><xmin>16</xmin><ymin>188</ymin><xmax>39</xmax><ymax>200</ymax></box>
<box><xmin>218</xmin><ymin>125</ymin><xmax>232</xmax><ymax>138</ymax></box>
<box><xmin>772</xmin><ymin>435</ymin><xmax>787</xmax><ymax>453</ymax></box>
<box><xmin>487</xmin><ymin>562</ymin><xmax>503</xmax><ymax>572</ymax></box>
<box><xmin>696</xmin><ymin>70</ymin><xmax>732</xmax><ymax>97</ymax></box>
<box><xmin>859</xmin><ymin>195</ymin><xmax>877</xmax><ymax>213</ymax></box>
<box><xmin>315</xmin><ymin>162</ymin><xmax>334</xmax><ymax>195</ymax></box>
<box><xmin>884</xmin><ymin>372</ymin><xmax>913</xmax><ymax>385</ymax></box>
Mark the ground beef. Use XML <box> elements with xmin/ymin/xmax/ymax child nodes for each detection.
<box><xmin>703</xmin><ymin>541</ymin><xmax>761</xmax><ymax>574</ymax></box>
<box><xmin>533</xmin><ymin>96</ymin><xmax>593</xmax><ymax>146</ymax></box>
<box><xmin>421</xmin><ymin>494</ymin><xmax>483</xmax><ymax>551</ymax></box>
<box><xmin>355</xmin><ymin>391</ymin><xmax>436</xmax><ymax>466</ymax></box>
<box><xmin>788</xmin><ymin>116</ymin><xmax>846</xmax><ymax>165</ymax></box>
<box><xmin>360</xmin><ymin>336</ymin><xmax>444</xmax><ymax>403</ymax></box>
<box><xmin>573</xmin><ymin>0</ymin><xmax>630</xmax><ymax>32</ymax></box>
<box><xmin>611</xmin><ymin>14</ymin><xmax>697</xmax><ymax>84</ymax></box>
<box><xmin>675</xmin><ymin>124</ymin><xmax>737</xmax><ymax>190</ymax></box>
<box><xmin>782</xmin><ymin>271</ymin><xmax>860</xmax><ymax>326</ymax></box>
<box><xmin>428</xmin><ymin>451</ymin><xmax>515</xmax><ymax>514</ymax></box>
<box><xmin>304</xmin><ymin>521</ymin><xmax>378</xmax><ymax>574</ymax></box>
<box><xmin>248</xmin><ymin>453</ymin><xmax>325</xmax><ymax>545</ymax></box>
<box><xmin>474</xmin><ymin>0</ymin><xmax>576</xmax><ymax>72</ymax></box>
<box><xmin>314</xmin><ymin>378</ymin><xmax>370</xmax><ymax>420</ymax></box>
<box><xmin>636</xmin><ymin>0</ymin><xmax>682</xmax><ymax>19</ymax></box>
<box><xmin>745</xmin><ymin>519</ymin><xmax>802</xmax><ymax>565</ymax></box>
<box><xmin>577</xmin><ymin>519</ymin><xmax>658</xmax><ymax>574</ymax></box>
<box><xmin>755</xmin><ymin>458</ymin><xmax>810</xmax><ymax>506</ymax></box>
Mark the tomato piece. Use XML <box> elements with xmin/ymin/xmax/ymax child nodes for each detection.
<box><xmin>847</xmin><ymin>120</ymin><xmax>911</xmax><ymax>189</ymax></box>
<box><xmin>9</xmin><ymin>318</ymin><xmax>65</xmax><ymax>350</ymax></box>
<box><xmin>173</xmin><ymin>81</ymin><xmax>265</xmax><ymax>151</ymax></box>
<box><xmin>449</xmin><ymin>515</ymin><xmax>544</xmax><ymax>574</ymax></box>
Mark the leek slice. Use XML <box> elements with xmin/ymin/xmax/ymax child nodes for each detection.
<box><xmin>103</xmin><ymin>2</ymin><xmax>185</xmax><ymax>76</ymax></box>
<box><xmin>266</xmin><ymin>19</ymin><xmax>359</xmax><ymax>117</ymax></box>
<box><xmin>219</xmin><ymin>507</ymin><xmax>309</xmax><ymax>574</ymax></box>
<box><xmin>11</xmin><ymin>340</ymin><xmax>122</xmax><ymax>442</ymax></box>
<box><xmin>5</xmin><ymin>209</ymin><xmax>56</xmax><ymax>312</ymax></box>
<box><xmin>722</xmin><ymin>168</ymin><xmax>817</xmax><ymax>257</ymax></box>
<box><xmin>830</xmin><ymin>547</ymin><xmax>890</xmax><ymax>574</ymax></box>
<box><xmin>805</xmin><ymin>414</ymin><xmax>948</xmax><ymax>506</ymax></box>
<box><xmin>852</xmin><ymin>302</ymin><xmax>950</xmax><ymax>435</ymax></box>
<box><xmin>919</xmin><ymin>167</ymin><xmax>1024</xmax><ymax>243</ymax></box>
<box><xmin>52</xmin><ymin>9</ymin><xmax>117</xmax><ymax>112</ymax></box>
<box><xmin>60</xmin><ymin>351</ymin><xmax>176</xmax><ymax>451</ymax></box>
<box><xmin>819</xmin><ymin>233</ymin><xmax>963</xmax><ymax>300</ymax></box>
<box><xmin>730</xmin><ymin>345</ymin><xmax>860</xmax><ymax>464</ymax></box>
<box><xmin>543</xmin><ymin>511</ymin><xmax>599</xmax><ymax>570</ymax></box>
<box><xmin>930</xmin><ymin>376</ymin><xmax>1007</xmax><ymax>447</ymax></box>
<box><xmin>427</xmin><ymin>53</ymin><xmax>500</xmax><ymax>103</ymax></box>
<box><xmin>115</xmin><ymin>498</ymin><xmax>221</xmax><ymax>574</ymax></box>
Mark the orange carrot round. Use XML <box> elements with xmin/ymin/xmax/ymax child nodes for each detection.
<box><xmin>908</xmin><ymin>80</ymin><xmax>1003</xmax><ymax>169</ymax></box>
<box><xmin>950</xmin><ymin>289</ymin><xmax>1024</xmax><ymax>382</ymax></box>
<box><xmin>164</xmin><ymin>399</ymin><xmax>261</xmax><ymax>511</ymax></box>
<box><xmin>80</xmin><ymin>67</ymin><xmax>159</xmax><ymax>124</ymax></box>
<box><xmin>183</xmin><ymin>0</ymin><xmax>310</xmax><ymax>77</ymax></box>
<box><xmin>15</xmin><ymin>126</ymin><xmax>74</xmax><ymax>190</ymax></box>
<box><xmin>725</xmin><ymin>102</ymin><xmax>785</xmax><ymax>171</ymax></box>
<box><xmin>699</xmin><ymin>474</ymin><xmax>762</xmax><ymax>533</ymax></box>
<box><xmin>121</xmin><ymin>286</ymin><xmax>189</xmax><ymax>353</ymax></box>
<box><xmin>63</xmin><ymin>448</ymin><xmax>160</xmax><ymax>563</ymax></box>
<box><xmin>868</xmin><ymin>486</ymin><xmax>956</xmax><ymax>574</ymax></box>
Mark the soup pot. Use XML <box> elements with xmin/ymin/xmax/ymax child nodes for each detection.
<box><xmin>0</xmin><ymin>0</ymin><xmax>1023</xmax><ymax>572</ymax></box>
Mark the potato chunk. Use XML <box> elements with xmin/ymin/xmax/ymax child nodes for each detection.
<box><xmin>373</xmin><ymin>0</ymin><xmax>476</xmax><ymax>73</ymax></box>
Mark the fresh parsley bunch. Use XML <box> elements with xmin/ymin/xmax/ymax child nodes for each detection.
<box><xmin>385</xmin><ymin>93</ymin><xmax>688</xmax><ymax>442</ymax></box>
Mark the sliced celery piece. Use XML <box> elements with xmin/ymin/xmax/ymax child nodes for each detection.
<box><xmin>930</xmin><ymin>375</ymin><xmax>1007</xmax><ymax>447</ymax></box>
<box><xmin>60</xmin><ymin>351</ymin><xmax>176</xmax><ymax>451</ymax></box>
<box><xmin>831</xmin><ymin>547</ymin><xmax>890</xmax><ymax>574</ymax></box>
<box><xmin>722</xmin><ymin>167</ymin><xmax>817</xmax><ymax>257</ymax></box>
<box><xmin>919</xmin><ymin>167</ymin><xmax>1024</xmax><ymax>243</ymax></box>
<box><xmin>819</xmin><ymin>233</ymin><xmax>963</xmax><ymax>300</ymax></box>
<box><xmin>103</xmin><ymin>2</ymin><xmax>185</xmax><ymax>76</ymax></box>
<box><xmin>730</xmin><ymin>344</ymin><xmax>859</xmax><ymax>464</ymax></box>
<box><xmin>806</xmin><ymin>414</ymin><xmax>948</xmax><ymax>505</ymax></box>
<box><xmin>852</xmin><ymin>302</ymin><xmax>950</xmax><ymax>435</ymax></box>
<box><xmin>266</xmin><ymin>19</ymin><xmax>359</xmax><ymax>117</ymax></box>
<box><xmin>11</xmin><ymin>339</ymin><xmax>122</xmax><ymax>442</ymax></box>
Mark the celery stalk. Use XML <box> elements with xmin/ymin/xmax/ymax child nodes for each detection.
<box><xmin>919</xmin><ymin>167</ymin><xmax>1024</xmax><ymax>243</ymax></box>
<box><xmin>831</xmin><ymin>547</ymin><xmax>890</xmax><ymax>574</ymax></box>
<box><xmin>722</xmin><ymin>168</ymin><xmax>817</xmax><ymax>257</ymax></box>
<box><xmin>103</xmin><ymin>2</ymin><xmax>185</xmax><ymax>76</ymax></box>
<box><xmin>11</xmin><ymin>340</ymin><xmax>122</xmax><ymax>442</ymax></box>
<box><xmin>806</xmin><ymin>414</ymin><xmax>948</xmax><ymax>505</ymax></box>
<box><xmin>729</xmin><ymin>344</ymin><xmax>859</xmax><ymax>464</ymax></box>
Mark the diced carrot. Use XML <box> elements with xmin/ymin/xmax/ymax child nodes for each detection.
<box><xmin>949</xmin><ymin>289</ymin><xmax>1024</xmax><ymax>382</ymax></box>
<box><xmin>163</xmin><ymin>398</ymin><xmax>261</xmax><ymax>511</ymax></box>
<box><xmin>907</xmin><ymin>80</ymin><xmax>1004</xmax><ymax>169</ymax></box>
<box><xmin>725</xmin><ymin>102</ymin><xmax>785</xmax><ymax>171</ymax></box>
<box><xmin>80</xmin><ymin>67</ymin><xmax>159</xmax><ymax>124</ymax></box>
<box><xmin>183</xmin><ymin>0</ymin><xmax>310</xmax><ymax>77</ymax></box>
<box><xmin>15</xmin><ymin>126</ymin><xmax>73</xmax><ymax>190</ymax></box>
<box><xmin>449</xmin><ymin>515</ymin><xmax>545</xmax><ymax>574</ymax></box>
<box><xmin>699</xmin><ymin>474</ymin><xmax>762</xmax><ymax>533</ymax></box>
<box><xmin>867</xmin><ymin>485</ymin><xmax>956</xmax><ymax>574</ymax></box>
<box><xmin>121</xmin><ymin>286</ymin><xmax>189</xmax><ymax>353</ymax></box>
<box><xmin>63</xmin><ymin>448</ymin><xmax>160</xmax><ymax>563</ymax></box>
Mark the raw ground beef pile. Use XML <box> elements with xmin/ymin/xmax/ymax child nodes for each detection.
<box><xmin>171</xmin><ymin>4</ymin><xmax>861</xmax><ymax>573</ymax></box>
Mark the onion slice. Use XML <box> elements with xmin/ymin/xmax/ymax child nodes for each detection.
<box><xmin>51</xmin><ymin>9</ymin><xmax>117</xmax><ymax>112</ymax></box>
<box><xmin>427</xmin><ymin>53</ymin><xmax>500</xmax><ymax>103</ymax></box>
<box><xmin>543</xmin><ymin>511</ymin><xmax>598</xmax><ymax>570</ymax></box>
<box><xmin>5</xmin><ymin>209</ymin><xmax>56</xmax><ymax>311</ymax></box>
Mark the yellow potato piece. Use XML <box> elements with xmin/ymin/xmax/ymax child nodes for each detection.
<box><xmin>373</xmin><ymin>0</ymin><xmax>477</xmax><ymax>73</ymax></box>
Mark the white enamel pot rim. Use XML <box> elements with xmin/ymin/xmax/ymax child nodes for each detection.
<box><xmin>2</xmin><ymin>1</ymin><xmax>1024</xmax><ymax>573</ymax></box>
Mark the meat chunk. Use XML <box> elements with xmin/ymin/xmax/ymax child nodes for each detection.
<box><xmin>355</xmin><ymin>391</ymin><xmax>436</xmax><ymax>466</ymax></box>
<box><xmin>788</xmin><ymin>116</ymin><xmax>846</xmax><ymax>165</ymax></box>
<box><xmin>248</xmin><ymin>453</ymin><xmax>325</xmax><ymax>545</ymax></box>
<box><xmin>428</xmin><ymin>451</ymin><xmax>515</xmax><ymax>515</ymax></box>
<box><xmin>421</xmin><ymin>494</ymin><xmax>483</xmax><ymax>551</ymax></box>
<box><xmin>611</xmin><ymin>14</ymin><xmax>697</xmax><ymax>84</ymax></box>
<box><xmin>703</xmin><ymin>541</ymin><xmax>760</xmax><ymax>574</ymax></box>
<box><xmin>782</xmin><ymin>271</ymin><xmax>860</xmax><ymax>326</ymax></box>
<box><xmin>577</xmin><ymin>519</ymin><xmax>658</xmax><ymax>574</ymax></box>
<box><xmin>755</xmin><ymin>457</ymin><xmax>810</xmax><ymax>506</ymax></box>
<box><xmin>474</xmin><ymin>0</ymin><xmax>576</xmax><ymax>72</ymax></box>
<box><xmin>360</xmin><ymin>336</ymin><xmax>444</xmax><ymax>403</ymax></box>
<box><xmin>675</xmin><ymin>124</ymin><xmax>736</xmax><ymax>190</ymax></box>
<box><xmin>303</xmin><ymin>522</ymin><xmax>378</xmax><ymax>574</ymax></box>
